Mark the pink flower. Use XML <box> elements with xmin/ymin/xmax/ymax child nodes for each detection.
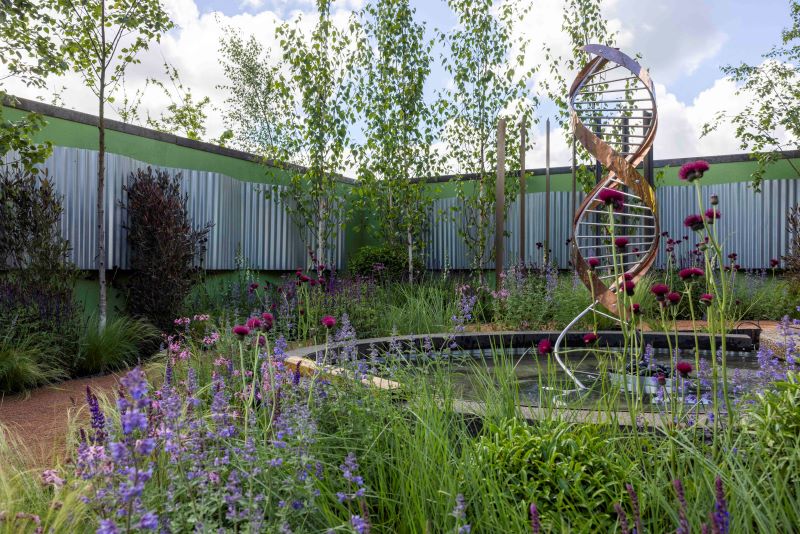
<box><xmin>651</xmin><ymin>283</ymin><xmax>670</xmax><ymax>298</ymax></box>
<box><xmin>587</xmin><ymin>257</ymin><xmax>601</xmax><ymax>270</ymax></box>
<box><xmin>583</xmin><ymin>333</ymin><xmax>598</xmax><ymax>344</ymax></box>
<box><xmin>614</xmin><ymin>237</ymin><xmax>628</xmax><ymax>249</ymax></box>
<box><xmin>597</xmin><ymin>188</ymin><xmax>625</xmax><ymax>210</ymax></box>
<box><xmin>232</xmin><ymin>325</ymin><xmax>250</xmax><ymax>337</ymax></box>
<box><xmin>705</xmin><ymin>208</ymin><xmax>720</xmax><ymax>223</ymax></box>
<box><xmin>678</xmin><ymin>160</ymin><xmax>710</xmax><ymax>181</ymax></box>
<box><xmin>321</xmin><ymin>315</ymin><xmax>336</xmax><ymax>329</ymax></box>
<box><xmin>676</xmin><ymin>361</ymin><xmax>693</xmax><ymax>377</ymax></box>
<box><xmin>537</xmin><ymin>338</ymin><xmax>553</xmax><ymax>355</ymax></box>
<box><xmin>683</xmin><ymin>214</ymin><xmax>705</xmax><ymax>232</ymax></box>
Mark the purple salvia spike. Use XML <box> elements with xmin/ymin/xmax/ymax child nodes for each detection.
<box><xmin>614</xmin><ymin>503</ymin><xmax>630</xmax><ymax>534</ymax></box>
<box><xmin>530</xmin><ymin>503</ymin><xmax>540</xmax><ymax>534</ymax></box>
<box><xmin>626</xmin><ymin>483</ymin><xmax>643</xmax><ymax>534</ymax></box>
<box><xmin>701</xmin><ymin>523</ymin><xmax>711</xmax><ymax>534</ymax></box>
<box><xmin>674</xmin><ymin>479</ymin><xmax>690</xmax><ymax>534</ymax></box>
<box><xmin>713</xmin><ymin>477</ymin><xmax>729</xmax><ymax>534</ymax></box>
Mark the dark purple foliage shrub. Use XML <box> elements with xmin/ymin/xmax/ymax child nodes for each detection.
<box><xmin>122</xmin><ymin>167</ymin><xmax>212</xmax><ymax>330</ymax></box>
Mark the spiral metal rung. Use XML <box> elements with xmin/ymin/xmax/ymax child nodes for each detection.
<box><xmin>553</xmin><ymin>45</ymin><xmax>660</xmax><ymax>391</ymax></box>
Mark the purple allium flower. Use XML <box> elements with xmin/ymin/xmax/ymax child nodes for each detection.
<box><xmin>667</xmin><ymin>291</ymin><xmax>682</xmax><ymax>305</ymax></box>
<box><xmin>684</xmin><ymin>214</ymin><xmax>705</xmax><ymax>231</ymax></box>
<box><xmin>530</xmin><ymin>503</ymin><xmax>540</xmax><ymax>534</ymax></box>
<box><xmin>537</xmin><ymin>338</ymin><xmax>553</xmax><ymax>355</ymax></box>
<box><xmin>587</xmin><ymin>257</ymin><xmax>601</xmax><ymax>270</ymax></box>
<box><xmin>679</xmin><ymin>160</ymin><xmax>710</xmax><ymax>181</ymax></box>
<box><xmin>597</xmin><ymin>187</ymin><xmax>625</xmax><ymax>210</ymax></box>
<box><xmin>700</xmin><ymin>293</ymin><xmax>714</xmax><ymax>305</ymax></box>
<box><xmin>321</xmin><ymin>315</ymin><xmax>337</xmax><ymax>329</ymax></box>
<box><xmin>615</xmin><ymin>237</ymin><xmax>629</xmax><ymax>249</ymax></box>
<box><xmin>233</xmin><ymin>325</ymin><xmax>250</xmax><ymax>338</ymax></box>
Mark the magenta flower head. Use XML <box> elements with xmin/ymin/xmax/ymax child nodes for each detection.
<box><xmin>246</xmin><ymin>317</ymin><xmax>262</xmax><ymax>329</ymax></box>
<box><xmin>770</xmin><ymin>258</ymin><xmax>780</xmax><ymax>268</ymax></box>
<box><xmin>232</xmin><ymin>325</ymin><xmax>250</xmax><ymax>338</ymax></box>
<box><xmin>676</xmin><ymin>360</ymin><xmax>693</xmax><ymax>378</ymax></box>
<box><xmin>705</xmin><ymin>208</ymin><xmax>720</xmax><ymax>223</ymax></box>
<box><xmin>587</xmin><ymin>257</ymin><xmax>601</xmax><ymax>270</ymax></box>
<box><xmin>614</xmin><ymin>237</ymin><xmax>629</xmax><ymax>249</ymax></box>
<box><xmin>631</xmin><ymin>303</ymin><xmax>641</xmax><ymax>315</ymax></box>
<box><xmin>537</xmin><ymin>338</ymin><xmax>553</xmax><ymax>355</ymax></box>
<box><xmin>667</xmin><ymin>291</ymin><xmax>682</xmax><ymax>305</ymax></box>
<box><xmin>700</xmin><ymin>293</ymin><xmax>714</xmax><ymax>305</ymax></box>
<box><xmin>618</xmin><ymin>279</ymin><xmax>636</xmax><ymax>296</ymax></box>
<box><xmin>678</xmin><ymin>267</ymin><xmax>704</xmax><ymax>280</ymax></box>
<box><xmin>683</xmin><ymin>214</ymin><xmax>705</xmax><ymax>232</ymax></box>
<box><xmin>597</xmin><ymin>187</ymin><xmax>625</xmax><ymax>210</ymax></box>
<box><xmin>262</xmin><ymin>312</ymin><xmax>274</xmax><ymax>323</ymax></box>
<box><xmin>651</xmin><ymin>283</ymin><xmax>670</xmax><ymax>300</ymax></box>
<box><xmin>678</xmin><ymin>160</ymin><xmax>710</xmax><ymax>181</ymax></box>
<box><xmin>583</xmin><ymin>332</ymin><xmax>598</xmax><ymax>344</ymax></box>
<box><xmin>321</xmin><ymin>315</ymin><xmax>337</xmax><ymax>329</ymax></box>
<box><xmin>299</xmin><ymin>274</ymin><xmax>311</xmax><ymax>283</ymax></box>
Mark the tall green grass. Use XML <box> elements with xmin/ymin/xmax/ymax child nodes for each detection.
<box><xmin>75</xmin><ymin>316</ymin><xmax>160</xmax><ymax>375</ymax></box>
<box><xmin>0</xmin><ymin>329</ymin><xmax>66</xmax><ymax>393</ymax></box>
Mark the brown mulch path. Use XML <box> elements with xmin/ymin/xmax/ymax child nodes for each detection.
<box><xmin>0</xmin><ymin>373</ymin><xmax>121</xmax><ymax>468</ymax></box>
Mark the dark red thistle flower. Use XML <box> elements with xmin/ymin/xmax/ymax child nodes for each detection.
<box><xmin>651</xmin><ymin>283</ymin><xmax>670</xmax><ymax>298</ymax></box>
<box><xmin>299</xmin><ymin>274</ymin><xmax>311</xmax><ymax>283</ymax></box>
<box><xmin>583</xmin><ymin>332</ymin><xmax>598</xmax><ymax>344</ymax></box>
<box><xmin>257</xmin><ymin>335</ymin><xmax>266</xmax><ymax>347</ymax></box>
<box><xmin>676</xmin><ymin>361</ymin><xmax>693</xmax><ymax>377</ymax></box>
<box><xmin>624</xmin><ymin>273</ymin><xmax>633</xmax><ymax>281</ymax></box>
<box><xmin>232</xmin><ymin>325</ymin><xmax>250</xmax><ymax>338</ymax></box>
<box><xmin>262</xmin><ymin>312</ymin><xmax>274</xmax><ymax>322</ymax></box>
<box><xmin>683</xmin><ymin>214</ymin><xmax>705</xmax><ymax>232</ymax></box>
<box><xmin>537</xmin><ymin>338</ymin><xmax>553</xmax><ymax>355</ymax></box>
<box><xmin>667</xmin><ymin>238</ymin><xmax>675</xmax><ymax>245</ymax></box>
<box><xmin>309</xmin><ymin>279</ymin><xmax>318</xmax><ymax>287</ymax></box>
<box><xmin>588</xmin><ymin>257</ymin><xmax>601</xmax><ymax>270</ymax></box>
<box><xmin>679</xmin><ymin>267</ymin><xmax>704</xmax><ymax>280</ymax></box>
<box><xmin>733</xmin><ymin>264</ymin><xmax>741</xmax><ymax>271</ymax></box>
<box><xmin>770</xmin><ymin>258</ymin><xmax>780</xmax><ymax>268</ymax></box>
<box><xmin>631</xmin><ymin>303</ymin><xmax>641</xmax><ymax>315</ymax></box>
<box><xmin>597</xmin><ymin>187</ymin><xmax>625</xmax><ymax>209</ymax></box>
<box><xmin>661</xmin><ymin>231</ymin><xmax>670</xmax><ymax>237</ymax></box>
<box><xmin>705</xmin><ymin>208</ymin><xmax>720</xmax><ymax>222</ymax></box>
<box><xmin>700</xmin><ymin>293</ymin><xmax>713</xmax><ymax>305</ymax></box>
<box><xmin>667</xmin><ymin>292</ymin><xmax>682</xmax><ymax>305</ymax></box>
<box><xmin>295</xmin><ymin>269</ymin><xmax>302</xmax><ymax>277</ymax></box>
<box><xmin>615</xmin><ymin>237</ymin><xmax>629</xmax><ymax>249</ymax></box>
<box><xmin>321</xmin><ymin>315</ymin><xmax>336</xmax><ymax>329</ymax></box>
<box><xmin>656</xmin><ymin>372</ymin><xmax>667</xmax><ymax>386</ymax></box>
<box><xmin>536</xmin><ymin>242</ymin><xmax>543</xmax><ymax>249</ymax></box>
<box><xmin>632</xmin><ymin>247</ymin><xmax>640</xmax><ymax>253</ymax></box>
<box><xmin>619</xmin><ymin>280</ymin><xmax>636</xmax><ymax>296</ymax></box>
<box><xmin>678</xmin><ymin>160</ymin><xmax>710</xmax><ymax>181</ymax></box>
<box><xmin>246</xmin><ymin>317</ymin><xmax>262</xmax><ymax>329</ymax></box>
<box><xmin>728</xmin><ymin>252</ymin><xmax>738</xmax><ymax>260</ymax></box>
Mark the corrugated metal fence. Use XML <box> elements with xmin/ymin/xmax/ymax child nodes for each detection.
<box><xmin>425</xmin><ymin>179</ymin><xmax>800</xmax><ymax>270</ymax></box>
<box><xmin>19</xmin><ymin>146</ymin><xmax>344</xmax><ymax>270</ymax></box>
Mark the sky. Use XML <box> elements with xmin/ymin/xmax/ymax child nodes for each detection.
<box><xmin>2</xmin><ymin>0</ymin><xmax>794</xmax><ymax>172</ymax></box>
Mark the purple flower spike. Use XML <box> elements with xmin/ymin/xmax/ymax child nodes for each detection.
<box><xmin>530</xmin><ymin>503</ymin><xmax>540</xmax><ymax>534</ymax></box>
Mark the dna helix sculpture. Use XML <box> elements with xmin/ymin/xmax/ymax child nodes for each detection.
<box><xmin>553</xmin><ymin>44</ymin><xmax>660</xmax><ymax>390</ymax></box>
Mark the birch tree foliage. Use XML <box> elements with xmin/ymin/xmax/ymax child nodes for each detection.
<box><xmin>352</xmin><ymin>0</ymin><xmax>438</xmax><ymax>281</ymax></box>
<box><xmin>273</xmin><ymin>0</ymin><xmax>356</xmax><ymax>270</ymax></box>
<box><xmin>439</xmin><ymin>0</ymin><xmax>536</xmax><ymax>271</ymax></box>
<box><xmin>702</xmin><ymin>0</ymin><xmax>800</xmax><ymax>192</ymax></box>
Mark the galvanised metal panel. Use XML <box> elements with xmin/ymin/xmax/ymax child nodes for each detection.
<box><xmin>7</xmin><ymin>146</ymin><xmax>343</xmax><ymax>271</ymax></box>
<box><xmin>424</xmin><ymin>182</ymin><xmax>798</xmax><ymax>271</ymax></box>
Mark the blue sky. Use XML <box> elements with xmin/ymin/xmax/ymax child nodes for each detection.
<box><xmin>4</xmin><ymin>0</ymin><xmax>792</xmax><ymax>167</ymax></box>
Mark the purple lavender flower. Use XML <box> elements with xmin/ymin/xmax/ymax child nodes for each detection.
<box><xmin>674</xmin><ymin>479</ymin><xmax>690</xmax><ymax>534</ymax></box>
<box><xmin>351</xmin><ymin>515</ymin><xmax>370</xmax><ymax>534</ymax></box>
<box><xmin>86</xmin><ymin>385</ymin><xmax>106</xmax><ymax>445</ymax></box>
<box><xmin>713</xmin><ymin>477</ymin><xmax>730</xmax><ymax>534</ymax></box>
<box><xmin>530</xmin><ymin>503</ymin><xmax>540</xmax><ymax>534</ymax></box>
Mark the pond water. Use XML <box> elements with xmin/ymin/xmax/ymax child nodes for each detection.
<box><xmin>418</xmin><ymin>346</ymin><xmax>765</xmax><ymax>412</ymax></box>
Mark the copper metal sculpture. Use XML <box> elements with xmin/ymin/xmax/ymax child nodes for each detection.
<box><xmin>554</xmin><ymin>44</ymin><xmax>659</xmax><ymax>389</ymax></box>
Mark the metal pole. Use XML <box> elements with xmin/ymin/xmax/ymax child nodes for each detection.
<box><xmin>545</xmin><ymin>118</ymin><xmax>551</xmax><ymax>265</ymax></box>
<box><xmin>519</xmin><ymin>120</ymin><xmax>526</xmax><ymax>265</ymax></box>
<box><xmin>495</xmin><ymin>118</ymin><xmax>506</xmax><ymax>289</ymax></box>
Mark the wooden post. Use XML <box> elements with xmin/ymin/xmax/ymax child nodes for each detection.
<box><xmin>544</xmin><ymin>118</ymin><xmax>551</xmax><ymax>265</ymax></box>
<box><xmin>519</xmin><ymin>120</ymin><xmax>526</xmax><ymax>265</ymax></box>
<box><xmin>495</xmin><ymin>118</ymin><xmax>506</xmax><ymax>289</ymax></box>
